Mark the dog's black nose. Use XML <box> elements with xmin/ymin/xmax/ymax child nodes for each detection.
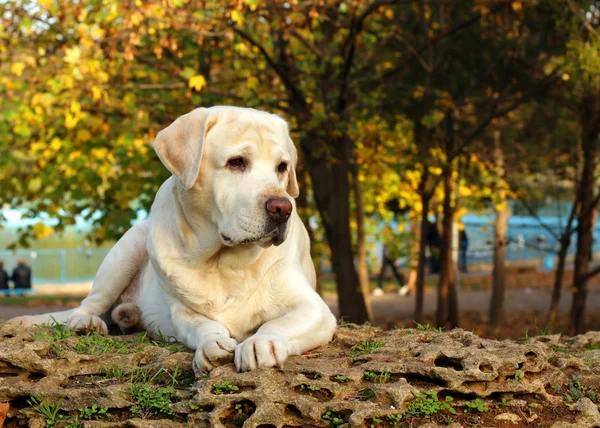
<box><xmin>265</xmin><ymin>197</ymin><xmax>292</xmax><ymax>223</ymax></box>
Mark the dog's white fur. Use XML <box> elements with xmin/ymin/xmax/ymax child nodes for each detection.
<box><xmin>9</xmin><ymin>106</ymin><xmax>337</xmax><ymax>372</ymax></box>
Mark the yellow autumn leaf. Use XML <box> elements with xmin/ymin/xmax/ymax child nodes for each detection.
<box><xmin>458</xmin><ymin>186</ymin><xmax>473</xmax><ymax>197</ymax></box>
<box><xmin>495</xmin><ymin>201</ymin><xmax>508</xmax><ymax>212</ymax></box>
<box><xmin>28</xmin><ymin>177</ymin><xmax>42</xmax><ymax>192</ymax></box>
<box><xmin>65</xmin><ymin>112</ymin><xmax>78</xmax><ymax>128</ymax></box>
<box><xmin>247</xmin><ymin>76</ymin><xmax>259</xmax><ymax>90</ymax></box>
<box><xmin>454</xmin><ymin>207</ymin><xmax>468</xmax><ymax>221</ymax></box>
<box><xmin>32</xmin><ymin>222</ymin><xmax>54</xmax><ymax>239</ymax></box>
<box><xmin>11</xmin><ymin>62</ymin><xmax>25</xmax><ymax>76</ymax></box>
<box><xmin>188</xmin><ymin>75</ymin><xmax>206</xmax><ymax>91</ymax></box>
<box><xmin>428</xmin><ymin>166</ymin><xmax>443</xmax><ymax>176</ymax></box>
<box><xmin>76</xmin><ymin>129</ymin><xmax>92</xmax><ymax>142</ymax></box>
<box><xmin>130</xmin><ymin>11</ymin><xmax>144</xmax><ymax>26</ymax></box>
<box><xmin>31</xmin><ymin>142</ymin><xmax>45</xmax><ymax>152</ymax></box>
<box><xmin>90</xmin><ymin>26</ymin><xmax>105</xmax><ymax>39</ymax></box>
<box><xmin>70</xmin><ymin>100</ymin><xmax>81</xmax><ymax>114</ymax></box>
<box><xmin>414</xmin><ymin>200</ymin><xmax>423</xmax><ymax>214</ymax></box>
<box><xmin>231</xmin><ymin>10</ymin><xmax>244</xmax><ymax>24</ymax></box>
<box><xmin>64</xmin><ymin>46</ymin><xmax>81</xmax><ymax>64</ymax></box>
<box><xmin>49</xmin><ymin>137</ymin><xmax>62</xmax><ymax>151</ymax></box>
<box><xmin>92</xmin><ymin>86</ymin><xmax>102</xmax><ymax>101</ymax></box>
<box><xmin>91</xmin><ymin>147</ymin><xmax>108</xmax><ymax>159</ymax></box>
<box><xmin>132</xmin><ymin>138</ymin><xmax>148</xmax><ymax>153</ymax></box>
<box><xmin>413</xmin><ymin>85</ymin><xmax>425</xmax><ymax>99</ymax></box>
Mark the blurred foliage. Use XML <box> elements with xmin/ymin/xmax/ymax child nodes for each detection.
<box><xmin>0</xmin><ymin>0</ymin><xmax>598</xmax><ymax>260</ymax></box>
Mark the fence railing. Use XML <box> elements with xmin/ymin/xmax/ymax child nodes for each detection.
<box><xmin>0</xmin><ymin>248</ymin><xmax>110</xmax><ymax>284</ymax></box>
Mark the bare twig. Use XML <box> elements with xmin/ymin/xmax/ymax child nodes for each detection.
<box><xmin>233</xmin><ymin>27</ymin><xmax>310</xmax><ymax>114</ymax></box>
<box><xmin>565</xmin><ymin>0</ymin><xmax>598</xmax><ymax>36</ymax></box>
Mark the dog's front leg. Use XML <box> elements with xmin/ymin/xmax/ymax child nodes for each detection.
<box><xmin>168</xmin><ymin>301</ymin><xmax>238</xmax><ymax>374</ymax></box>
<box><xmin>235</xmin><ymin>277</ymin><xmax>336</xmax><ymax>372</ymax></box>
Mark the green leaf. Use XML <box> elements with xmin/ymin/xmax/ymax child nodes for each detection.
<box><xmin>180</xmin><ymin>67</ymin><xmax>196</xmax><ymax>80</ymax></box>
<box><xmin>28</xmin><ymin>177</ymin><xmax>42</xmax><ymax>193</ymax></box>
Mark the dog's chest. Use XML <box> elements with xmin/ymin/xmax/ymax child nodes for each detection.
<box><xmin>216</xmin><ymin>295</ymin><xmax>271</xmax><ymax>339</ymax></box>
<box><xmin>179</xmin><ymin>269</ymin><xmax>279</xmax><ymax>338</ymax></box>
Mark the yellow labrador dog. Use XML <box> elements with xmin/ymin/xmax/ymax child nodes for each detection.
<box><xmin>9</xmin><ymin>106</ymin><xmax>337</xmax><ymax>372</ymax></box>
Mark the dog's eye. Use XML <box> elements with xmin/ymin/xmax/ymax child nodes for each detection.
<box><xmin>227</xmin><ymin>157</ymin><xmax>246</xmax><ymax>170</ymax></box>
<box><xmin>277</xmin><ymin>162</ymin><xmax>288</xmax><ymax>174</ymax></box>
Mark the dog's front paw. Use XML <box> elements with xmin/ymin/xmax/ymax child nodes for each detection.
<box><xmin>234</xmin><ymin>334</ymin><xmax>288</xmax><ymax>372</ymax></box>
<box><xmin>67</xmin><ymin>314</ymin><xmax>108</xmax><ymax>335</ymax></box>
<box><xmin>193</xmin><ymin>335</ymin><xmax>238</xmax><ymax>374</ymax></box>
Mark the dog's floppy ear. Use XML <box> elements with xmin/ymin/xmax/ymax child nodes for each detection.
<box><xmin>281</xmin><ymin>122</ymin><xmax>300</xmax><ymax>198</ymax></box>
<box><xmin>153</xmin><ymin>108</ymin><xmax>215</xmax><ymax>190</ymax></box>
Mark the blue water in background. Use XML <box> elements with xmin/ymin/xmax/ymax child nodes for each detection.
<box><xmin>460</xmin><ymin>200</ymin><xmax>598</xmax><ymax>264</ymax></box>
<box><xmin>461</xmin><ymin>214</ymin><xmax>598</xmax><ymax>264</ymax></box>
<box><xmin>1</xmin><ymin>200</ymin><xmax>595</xmax><ymax>281</ymax></box>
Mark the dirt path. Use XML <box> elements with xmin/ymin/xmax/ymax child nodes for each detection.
<box><xmin>0</xmin><ymin>305</ymin><xmax>71</xmax><ymax>320</ymax></box>
<box><xmin>2</xmin><ymin>285</ymin><xmax>599</xmax><ymax>323</ymax></box>
<box><xmin>323</xmin><ymin>284</ymin><xmax>600</xmax><ymax>319</ymax></box>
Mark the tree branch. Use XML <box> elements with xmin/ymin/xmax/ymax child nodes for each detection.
<box><xmin>289</xmin><ymin>30</ymin><xmax>324</xmax><ymax>61</ymax></box>
<box><xmin>355</xmin><ymin>15</ymin><xmax>404</xmax><ymax>76</ymax></box>
<box><xmin>233</xmin><ymin>27</ymin><xmax>309</xmax><ymax>115</ymax></box>
<box><xmin>421</xmin><ymin>71</ymin><xmax>562</xmax><ymax>196</ymax></box>
<box><xmin>565</xmin><ymin>0</ymin><xmax>598</xmax><ymax>36</ymax></box>
<box><xmin>455</xmin><ymin>71</ymin><xmax>561</xmax><ymax>160</ymax></box>
<box><xmin>379</xmin><ymin>2</ymin><xmax>505</xmax><ymax>85</ymax></box>
<box><xmin>580</xmin><ymin>263</ymin><xmax>600</xmax><ymax>282</ymax></box>
<box><xmin>337</xmin><ymin>0</ymin><xmax>416</xmax><ymax>113</ymax></box>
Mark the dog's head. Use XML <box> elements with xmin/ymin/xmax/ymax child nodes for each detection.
<box><xmin>153</xmin><ymin>106</ymin><xmax>299</xmax><ymax>248</ymax></box>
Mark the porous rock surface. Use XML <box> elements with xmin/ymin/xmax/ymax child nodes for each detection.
<box><xmin>0</xmin><ymin>323</ymin><xmax>599</xmax><ymax>427</ymax></box>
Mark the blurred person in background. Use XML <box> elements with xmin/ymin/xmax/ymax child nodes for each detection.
<box><xmin>459</xmin><ymin>225</ymin><xmax>469</xmax><ymax>273</ymax></box>
<box><xmin>0</xmin><ymin>260</ymin><xmax>9</xmax><ymax>292</ymax></box>
<box><xmin>375</xmin><ymin>244</ymin><xmax>407</xmax><ymax>296</ymax></box>
<box><xmin>427</xmin><ymin>220</ymin><xmax>441</xmax><ymax>274</ymax></box>
<box><xmin>12</xmin><ymin>258</ymin><xmax>32</xmax><ymax>289</ymax></box>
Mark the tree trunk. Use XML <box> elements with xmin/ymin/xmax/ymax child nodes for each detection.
<box><xmin>413</xmin><ymin>4</ymin><xmax>435</xmax><ymax>323</ymax></box>
<box><xmin>489</xmin><ymin>135</ymin><xmax>510</xmax><ymax>327</ymax></box>
<box><xmin>568</xmin><ymin>93</ymin><xmax>599</xmax><ymax>336</ymax></box>
<box><xmin>415</xmin><ymin>172</ymin><xmax>431</xmax><ymax>323</ymax></box>
<box><xmin>547</xmin><ymin>201</ymin><xmax>578</xmax><ymax>326</ymax></box>
<box><xmin>590</xmin><ymin>208</ymin><xmax>598</xmax><ymax>263</ymax></box>
<box><xmin>448</xmin><ymin>266</ymin><xmax>459</xmax><ymax>327</ymax></box>
<box><xmin>437</xmin><ymin>123</ymin><xmax>454</xmax><ymax>328</ymax></box>
<box><xmin>437</xmin><ymin>115</ymin><xmax>458</xmax><ymax>329</ymax></box>
<box><xmin>449</xmin><ymin>156</ymin><xmax>464</xmax><ymax>328</ymax></box>
<box><xmin>407</xmin><ymin>219</ymin><xmax>420</xmax><ymax>293</ymax></box>
<box><xmin>300</xmin><ymin>134</ymin><xmax>370</xmax><ymax>324</ymax></box>
<box><xmin>489</xmin><ymin>202</ymin><xmax>510</xmax><ymax>326</ymax></box>
<box><xmin>295</xmin><ymin>159</ymin><xmax>323</xmax><ymax>296</ymax></box>
<box><xmin>351</xmin><ymin>161</ymin><xmax>374</xmax><ymax>323</ymax></box>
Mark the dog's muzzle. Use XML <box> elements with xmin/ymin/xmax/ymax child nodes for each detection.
<box><xmin>220</xmin><ymin>196</ymin><xmax>292</xmax><ymax>247</ymax></box>
<box><xmin>221</xmin><ymin>224</ymin><xmax>288</xmax><ymax>247</ymax></box>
